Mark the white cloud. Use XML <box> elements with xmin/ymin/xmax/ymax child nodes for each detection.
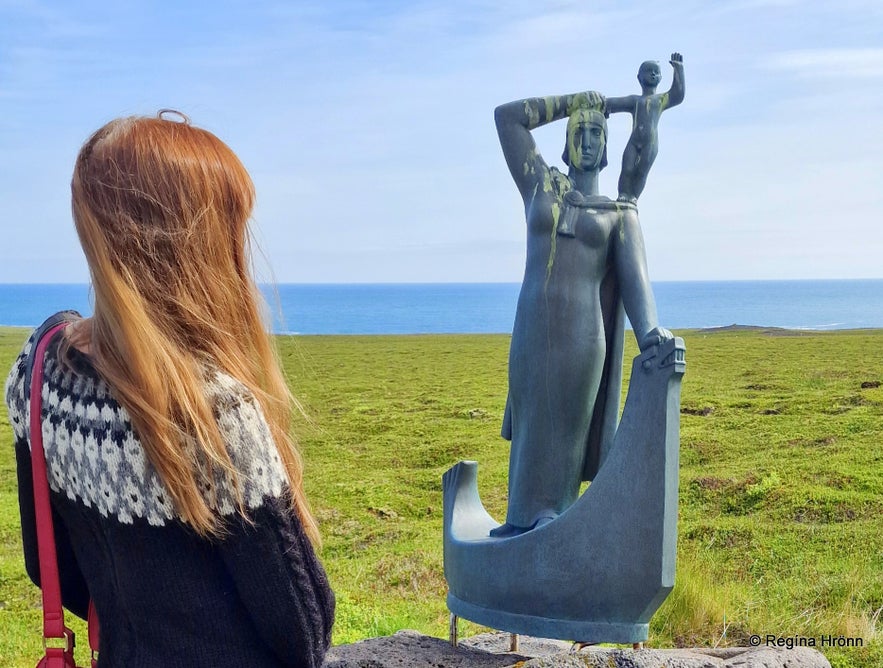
<box><xmin>765</xmin><ymin>48</ymin><xmax>883</xmax><ymax>79</ymax></box>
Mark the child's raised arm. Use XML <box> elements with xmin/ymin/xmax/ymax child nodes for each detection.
<box><xmin>664</xmin><ymin>52</ymin><xmax>685</xmax><ymax>109</ymax></box>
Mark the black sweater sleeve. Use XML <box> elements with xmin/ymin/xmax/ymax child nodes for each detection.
<box><xmin>218</xmin><ymin>497</ymin><xmax>335</xmax><ymax>668</ymax></box>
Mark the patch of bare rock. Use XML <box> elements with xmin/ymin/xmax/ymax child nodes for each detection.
<box><xmin>322</xmin><ymin>630</ymin><xmax>831</xmax><ymax>667</ymax></box>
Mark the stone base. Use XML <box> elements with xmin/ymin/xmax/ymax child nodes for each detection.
<box><xmin>322</xmin><ymin>630</ymin><xmax>832</xmax><ymax>668</ymax></box>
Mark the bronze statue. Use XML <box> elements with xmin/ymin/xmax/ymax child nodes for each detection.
<box><xmin>443</xmin><ymin>56</ymin><xmax>687</xmax><ymax>644</ymax></box>
<box><xmin>491</xmin><ymin>89</ymin><xmax>672</xmax><ymax>537</ymax></box>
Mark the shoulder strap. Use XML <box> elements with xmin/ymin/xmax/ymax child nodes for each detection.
<box><xmin>28</xmin><ymin>312</ymin><xmax>102</xmax><ymax>665</ymax></box>
<box><xmin>23</xmin><ymin>311</ymin><xmax>81</xmax><ymax>397</ymax></box>
<box><xmin>29</xmin><ymin>320</ymin><xmax>76</xmax><ymax>664</ymax></box>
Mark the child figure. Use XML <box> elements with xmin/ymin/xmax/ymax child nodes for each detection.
<box><xmin>607</xmin><ymin>52</ymin><xmax>685</xmax><ymax>204</ymax></box>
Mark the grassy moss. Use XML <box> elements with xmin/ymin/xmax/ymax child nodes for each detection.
<box><xmin>1</xmin><ymin>327</ymin><xmax>881</xmax><ymax>666</ymax></box>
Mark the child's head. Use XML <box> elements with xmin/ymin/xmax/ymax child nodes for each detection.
<box><xmin>637</xmin><ymin>61</ymin><xmax>662</xmax><ymax>89</ymax></box>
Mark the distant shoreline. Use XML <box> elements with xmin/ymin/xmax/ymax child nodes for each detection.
<box><xmin>694</xmin><ymin>324</ymin><xmax>883</xmax><ymax>334</ymax></box>
<box><xmin>2</xmin><ymin>280</ymin><xmax>882</xmax><ymax>333</ymax></box>
<box><xmin>3</xmin><ymin>325</ymin><xmax>883</xmax><ymax>336</ymax></box>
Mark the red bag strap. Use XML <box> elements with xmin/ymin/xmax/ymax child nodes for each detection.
<box><xmin>29</xmin><ymin>323</ymin><xmax>72</xmax><ymax>645</ymax></box>
<box><xmin>29</xmin><ymin>320</ymin><xmax>102</xmax><ymax>667</ymax></box>
<box><xmin>88</xmin><ymin>600</ymin><xmax>99</xmax><ymax>667</ymax></box>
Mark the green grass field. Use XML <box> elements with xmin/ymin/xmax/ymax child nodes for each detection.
<box><xmin>1</xmin><ymin>327</ymin><xmax>880</xmax><ymax>667</ymax></box>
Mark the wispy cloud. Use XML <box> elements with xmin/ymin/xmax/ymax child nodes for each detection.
<box><xmin>765</xmin><ymin>48</ymin><xmax>883</xmax><ymax>79</ymax></box>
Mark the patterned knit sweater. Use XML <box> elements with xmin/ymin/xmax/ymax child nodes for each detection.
<box><xmin>5</xmin><ymin>314</ymin><xmax>335</xmax><ymax>667</ymax></box>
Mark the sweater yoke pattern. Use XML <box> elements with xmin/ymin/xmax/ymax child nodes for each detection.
<box><xmin>4</xmin><ymin>331</ymin><xmax>288</xmax><ymax>527</ymax></box>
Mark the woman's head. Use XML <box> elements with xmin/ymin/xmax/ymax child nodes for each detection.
<box><xmin>562</xmin><ymin>107</ymin><xmax>608</xmax><ymax>172</ymax></box>
<box><xmin>72</xmin><ymin>112</ymin><xmax>255</xmax><ymax>350</ymax></box>
<box><xmin>69</xmin><ymin>112</ymin><xmax>319</xmax><ymax>542</ymax></box>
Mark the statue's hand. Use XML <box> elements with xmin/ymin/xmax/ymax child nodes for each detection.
<box><xmin>585</xmin><ymin>90</ymin><xmax>605</xmax><ymax>110</ymax></box>
<box><xmin>670</xmin><ymin>52</ymin><xmax>683</xmax><ymax>67</ymax></box>
<box><xmin>573</xmin><ymin>90</ymin><xmax>605</xmax><ymax>114</ymax></box>
<box><xmin>639</xmin><ymin>326</ymin><xmax>674</xmax><ymax>352</ymax></box>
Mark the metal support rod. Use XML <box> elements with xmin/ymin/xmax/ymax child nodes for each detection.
<box><xmin>509</xmin><ymin>633</ymin><xmax>519</xmax><ymax>652</ymax></box>
<box><xmin>449</xmin><ymin>613</ymin><xmax>459</xmax><ymax>647</ymax></box>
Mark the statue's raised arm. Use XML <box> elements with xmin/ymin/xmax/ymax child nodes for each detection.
<box><xmin>666</xmin><ymin>52</ymin><xmax>686</xmax><ymax>108</ymax></box>
<box><xmin>494</xmin><ymin>91</ymin><xmax>604</xmax><ymax>203</ymax></box>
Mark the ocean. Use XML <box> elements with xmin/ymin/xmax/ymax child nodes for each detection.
<box><xmin>0</xmin><ymin>280</ymin><xmax>881</xmax><ymax>335</ymax></box>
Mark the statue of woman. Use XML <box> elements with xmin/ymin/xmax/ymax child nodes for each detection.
<box><xmin>492</xmin><ymin>91</ymin><xmax>672</xmax><ymax>537</ymax></box>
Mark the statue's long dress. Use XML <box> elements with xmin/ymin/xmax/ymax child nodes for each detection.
<box><xmin>502</xmin><ymin>182</ymin><xmax>624</xmax><ymax>530</ymax></box>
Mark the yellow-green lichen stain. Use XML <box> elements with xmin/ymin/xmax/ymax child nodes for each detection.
<box><xmin>545</xmin><ymin>201</ymin><xmax>560</xmax><ymax>287</ymax></box>
<box><xmin>543</xmin><ymin>96</ymin><xmax>559</xmax><ymax>123</ymax></box>
<box><xmin>524</xmin><ymin>100</ymin><xmax>540</xmax><ymax>129</ymax></box>
<box><xmin>523</xmin><ymin>146</ymin><xmax>539</xmax><ymax>178</ymax></box>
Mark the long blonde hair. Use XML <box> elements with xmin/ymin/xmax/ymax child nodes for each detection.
<box><xmin>68</xmin><ymin>112</ymin><xmax>318</xmax><ymax>542</ymax></box>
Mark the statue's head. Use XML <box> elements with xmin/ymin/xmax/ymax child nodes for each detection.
<box><xmin>637</xmin><ymin>61</ymin><xmax>662</xmax><ymax>89</ymax></box>
<box><xmin>562</xmin><ymin>107</ymin><xmax>607</xmax><ymax>172</ymax></box>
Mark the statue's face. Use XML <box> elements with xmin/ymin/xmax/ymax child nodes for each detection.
<box><xmin>638</xmin><ymin>61</ymin><xmax>661</xmax><ymax>88</ymax></box>
<box><xmin>567</xmin><ymin>109</ymin><xmax>606</xmax><ymax>172</ymax></box>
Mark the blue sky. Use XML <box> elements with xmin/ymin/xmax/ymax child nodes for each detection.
<box><xmin>2</xmin><ymin>0</ymin><xmax>881</xmax><ymax>283</ymax></box>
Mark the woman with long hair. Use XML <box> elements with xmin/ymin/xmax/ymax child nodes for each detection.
<box><xmin>5</xmin><ymin>111</ymin><xmax>334</xmax><ymax>666</ymax></box>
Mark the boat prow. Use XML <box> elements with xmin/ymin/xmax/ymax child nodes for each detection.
<box><xmin>442</xmin><ymin>337</ymin><xmax>686</xmax><ymax>643</ymax></box>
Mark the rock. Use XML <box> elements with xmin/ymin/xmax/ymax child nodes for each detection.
<box><xmin>322</xmin><ymin>631</ymin><xmax>832</xmax><ymax>668</ymax></box>
<box><xmin>322</xmin><ymin>630</ymin><xmax>531</xmax><ymax>667</ymax></box>
<box><xmin>520</xmin><ymin>645</ymin><xmax>831</xmax><ymax>667</ymax></box>
<box><xmin>460</xmin><ymin>632</ymin><xmax>572</xmax><ymax>656</ymax></box>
